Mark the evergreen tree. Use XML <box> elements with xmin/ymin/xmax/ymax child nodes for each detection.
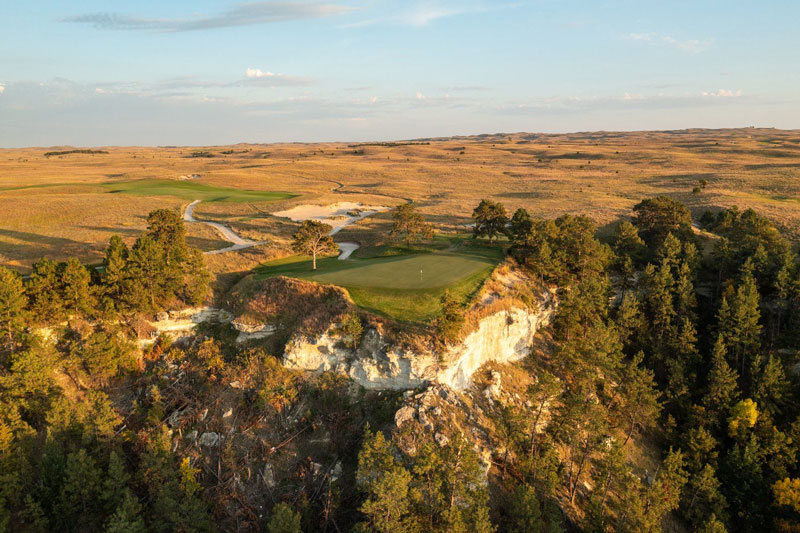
<box><xmin>631</xmin><ymin>196</ymin><xmax>694</xmax><ymax>247</ymax></box>
<box><xmin>291</xmin><ymin>220</ymin><xmax>336</xmax><ymax>270</ymax></box>
<box><xmin>472</xmin><ymin>199</ymin><xmax>508</xmax><ymax>245</ymax></box>
<box><xmin>618</xmin><ymin>351</ymin><xmax>661</xmax><ymax>444</ymax></box>
<box><xmin>25</xmin><ymin>258</ymin><xmax>63</xmax><ymax>324</ymax></box>
<box><xmin>390</xmin><ymin>202</ymin><xmax>434</xmax><ymax>247</ymax></box>
<box><xmin>60</xmin><ymin>257</ymin><xmax>95</xmax><ymax>317</ymax></box>
<box><xmin>509</xmin><ymin>208</ymin><xmax>533</xmax><ymax>239</ymax></box>
<box><xmin>267</xmin><ymin>502</ymin><xmax>302</xmax><ymax>533</ymax></box>
<box><xmin>613</xmin><ymin>220</ymin><xmax>646</xmax><ymax>265</ymax></box>
<box><xmin>356</xmin><ymin>427</ymin><xmax>413</xmax><ymax>532</ymax></box>
<box><xmin>684</xmin><ymin>464</ymin><xmax>727</xmax><ymax>526</ymax></box>
<box><xmin>0</xmin><ymin>266</ymin><xmax>27</xmax><ymax>357</ymax></box>
<box><xmin>101</xmin><ymin>235</ymin><xmax>129</xmax><ymax>310</ymax></box>
<box><xmin>505</xmin><ymin>484</ymin><xmax>563</xmax><ymax>533</ymax></box>
<box><xmin>146</xmin><ymin>208</ymin><xmax>188</xmax><ymax>267</ymax></box>
<box><xmin>750</xmin><ymin>354</ymin><xmax>790</xmax><ymax>419</ymax></box>
<box><xmin>125</xmin><ymin>235</ymin><xmax>164</xmax><ymax>311</ymax></box>
<box><xmin>57</xmin><ymin>449</ymin><xmax>102</xmax><ymax>530</ymax></box>
<box><xmin>614</xmin><ymin>292</ymin><xmax>645</xmax><ymax>349</ymax></box>
<box><xmin>105</xmin><ymin>492</ymin><xmax>146</xmax><ymax>533</ymax></box>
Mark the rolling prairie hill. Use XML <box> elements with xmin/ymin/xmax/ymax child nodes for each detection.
<box><xmin>1</xmin><ymin>127</ymin><xmax>799</xmax><ymax>271</ymax></box>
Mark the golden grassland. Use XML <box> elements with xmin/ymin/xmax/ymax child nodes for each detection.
<box><xmin>1</xmin><ymin>127</ymin><xmax>799</xmax><ymax>271</ymax></box>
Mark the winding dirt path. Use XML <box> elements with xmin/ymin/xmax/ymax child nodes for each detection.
<box><xmin>184</xmin><ymin>200</ymin><xmax>265</xmax><ymax>255</ymax></box>
<box><xmin>184</xmin><ymin>200</ymin><xmax>388</xmax><ymax>257</ymax></box>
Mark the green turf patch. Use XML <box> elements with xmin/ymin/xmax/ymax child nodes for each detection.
<box><xmin>101</xmin><ymin>179</ymin><xmax>295</xmax><ymax>203</ymax></box>
<box><xmin>255</xmin><ymin>243</ymin><xmax>502</xmax><ymax>322</ymax></box>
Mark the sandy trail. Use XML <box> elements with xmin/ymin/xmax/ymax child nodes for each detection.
<box><xmin>184</xmin><ymin>200</ymin><xmax>265</xmax><ymax>255</ymax></box>
<box><xmin>272</xmin><ymin>202</ymin><xmax>388</xmax><ymax>259</ymax></box>
<box><xmin>184</xmin><ymin>200</ymin><xmax>388</xmax><ymax>257</ymax></box>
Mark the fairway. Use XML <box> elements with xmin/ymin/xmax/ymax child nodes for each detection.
<box><xmin>256</xmin><ymin>248</ymin><xmax>500</xmax><ymax>321</ymax></box>
<box><xmin>102</xmin><ymin>179</ymin><xmax>295</xmax><ymax>203</ymax></box>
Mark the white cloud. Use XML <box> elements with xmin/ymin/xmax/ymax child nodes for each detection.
<box><xmin>625</xmin><ymin>32</ymin><xmax>713</xmax><ymax>53</ymax></box>
<box><xmin>243</xmin><ymin>68</ymin><xmax>312</xmax><ymax>87</ymax></box>
<box><xmin>702</xmin><ymin>89</ymin><xmax>742</xmax><ymax>98</ymax></box>
<box><xmin>415</xmin><ymin>91</ymin><xmax>426</xmax><ymax>100</ymax></box>
<box><xmin>246</xmin><ymin>68</ymin><xmax>275</xmax><ymax>79</ymax></box>
<box><xmin>0</xmin><ymin>84</ymin><xmax>5</xmax><ymax>95</ymax></box>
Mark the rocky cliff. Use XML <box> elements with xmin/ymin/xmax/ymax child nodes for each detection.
<box><xmin>283</xmin><ymin>289</ymin><xmax>556</xmax><ymax>391</ymax></box>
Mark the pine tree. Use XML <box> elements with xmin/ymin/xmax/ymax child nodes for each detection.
<box><xmin>146</xmin><ymin>208</ymin><xmax>188</xmax><ymax>267</ymax></box>
<box><xmin>730</xmin><ymin>261</ymin><xmax>762</xmax><ymax>373</ymax></box>
<box><xmin>105</xmin><ymin>491</ymin><xmax>146</xmax><ymax>533</ymax></box>
<box><xmin>684</xmin><ymin>464</ymin><xmax>727</xmax><ymax>526</ymax></box>
<box><xmin>643</xmin><ymin>260</ymin><xmax>676</xmax><ymax>351</ymax></box>
<box><xmin>291</xmin><ymin>220</ymin><xmax>336</xmax><ymax>270</ymax></box>
<box><xmin>267</xmin><ymin>502</ymin><xmax>302</xmax><ymax>533</ymax></box>
<box><xmin>125</xmin><ymin>235</ymin><xmax>164</xmax><ymax>311</ymax></box>
<box><xmin>390</xmin><ymin>202</ymin><xmax>434</xmax><ymax>247</ymax></box>
<box><xmin>356</xmin><ymin>427</ymin><xmax>413</xmax><ymax>532</ymax></box>
<box><xmin>618</xmin><ymin>351</ymin><xmax>661</xmax><ymax>445</ymax></box>
<box><xmin>613</xmin><ymin>220</ymin><xmax>646</xmax><ymax>265</ymax></box>
<box><xmin>750</xmin><ymin>354</ymin><xmax>790</xmax><ymax>418</ymax></box>
<box><xmin>0</xmin><ymin>266</ymin><xmax>27</xmax><ymax>356</ymax></box>
<box><xmin>703</xmin><ymin>336</ymin><xmax>740</xmax><ymax>422</ymax></box>
<box><xmin>60</xmin><ymin>257</ymin><xmax>95</xmax><ymax>318</ymax></box>
<box><xmin>102</xmin><ymin>235</ymin><xmax>129</xmax><ymax>310</ymax></box>
<box><xmin>505</xmin><ymin>484</ymin><xmax>563</xmax><ymax>533</ymax></box>
<box><xmin>509</xmin><ymin>208</ymin><xmax>533</xmax><ymax>239</ymax></box>
<box><xmin>25</xmin><ymin>258</ymin><xmax>63</xmax><ymax>324</ymax></box>
<box><xmin>57</xmin><ymin>449</ymin><xmax>102</xmax><ymax>530</ymax></box>
<box><xmin>104</xmin><ymin>450</ymin><xmax>131</xmax><ymax>513</ymax></box>
<box><xmin>614</xmin><ymin>292</ymin><xmax>645</xmax><ymax>349</ymax></box>
<box><xmin>472</xmin><ymin>199</ymin><xmax>508</xmax><ymax>245</ymax></box>
<box><xmin>674</xmin><ymin>261</ymin><xmax>697</xmax><ymax>322</ymax></box>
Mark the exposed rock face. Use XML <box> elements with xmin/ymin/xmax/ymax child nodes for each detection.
<box><xmin>437</xmin><ymin>304</ymin><xmax>554</xmax><ymax>389</ymax></box>
<box><xmin>283</xmin><ymin>331</ymin><xmax>438</xmax><ymax>390</ymax></box>
<box><xmin>283</xmin><ymin>289</ymin><xmax>556</xmax><ymax>391</ymax></box>
<box><xmin>231</xmin><ymin>320</ymin><xmax>278</xmax><ymax>343</ymax></box>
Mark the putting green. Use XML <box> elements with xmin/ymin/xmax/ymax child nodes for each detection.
<box><xmin>309</xmin><ymin>253</ymin><xmax>493</xmax><ymax>289</ymax></box>
<box><xmin>256</xmin><ymin>247</ymin><xmax>501</xmax><ymax>321</ymax></box>
<box><xmin>102</xmin><ymin>179</ymin><xmax>295</xmax><ymax>203</ymax></box>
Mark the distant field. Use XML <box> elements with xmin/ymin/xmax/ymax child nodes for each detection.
<box><xmin>101</xmin><ymin>179</ymin><xmax>295</xmax><ymax>203</ymax></box>
<box><xmin>256</xmin><ymin>245</ymin><xmax>501</xmax><ymax>321</ymax></box>
<box><xmin>2</xmin><ymin>128</ymin><xmax>800</xmax><ymax>272</ymax></box>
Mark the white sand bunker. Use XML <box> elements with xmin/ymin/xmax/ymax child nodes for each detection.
<box><xmin>273</xmin><ymin>202</ymin><xmax>389</xmax><ymax>259</ymax></box>
<box><xmin>273</xmin><ymin>202</ymin><xmax>388</xmax><ymax>234</ymax></box>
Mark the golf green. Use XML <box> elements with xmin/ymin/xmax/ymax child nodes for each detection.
<box><xmin>308</xmin><ymin>253</ymin><xmax>493</xmax><ymax>289</ymax></box>
<box><xmin>256</xmin><ymin>248</ymin><xmax>501</xmax><ymax>321</ymax></box>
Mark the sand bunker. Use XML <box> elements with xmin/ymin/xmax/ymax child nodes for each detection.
<box><xmin>272</xmin><ymin>202</ymin><xmax>388</xmax><ymax>234</ymax></box>
<box><xmin>273</xmin><ymin>202</ymin><xmax>389</xmax><ymax>259</ymax></box>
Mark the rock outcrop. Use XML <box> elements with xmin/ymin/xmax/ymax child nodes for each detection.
<box><xmin>283</xmin><ymin>289</ymin><xmax>556</xmax><ymax>391</ymax></box>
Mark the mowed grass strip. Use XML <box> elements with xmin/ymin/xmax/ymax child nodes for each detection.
<box><xmin>255</xmin><ymin>247</ymin><xmax>501</xmax><ymax>321</ymax></box>
<box><xmin>101</xmin><ymin>179</ymin><xmax>296</xmax><ymax>203</ymax></box>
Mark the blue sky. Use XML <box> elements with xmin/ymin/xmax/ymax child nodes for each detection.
<box><xmin>1</xmin><ymin>1</ymin><xmax>798</xmax><ymax>146</ymax></box>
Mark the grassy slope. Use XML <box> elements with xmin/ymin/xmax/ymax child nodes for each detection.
<box><xmin>255</xmin><ymin>241</ymin><xmax>501</xmax><ymax>322</ymax></box>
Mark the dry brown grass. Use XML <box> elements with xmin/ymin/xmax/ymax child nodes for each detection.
<box><xmin>2</xmin><ymin>128</ymin><xmax>799</xmax><ymax>271</ymax></box>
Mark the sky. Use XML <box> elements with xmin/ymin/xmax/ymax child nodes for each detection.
<box><xmin>1</xmin><ymin>0</ymin><xmax>798</xmax><ymax>147</ymax></box>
